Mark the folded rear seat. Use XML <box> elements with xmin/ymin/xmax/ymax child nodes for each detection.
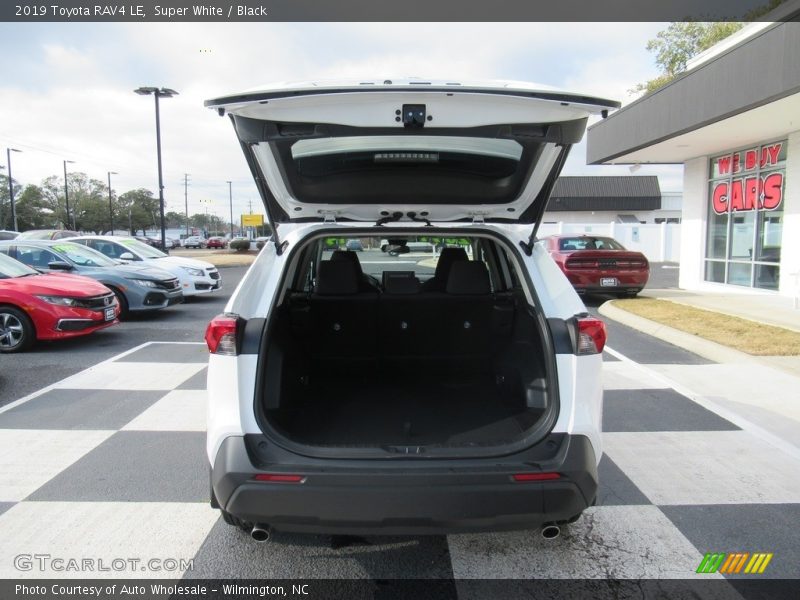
<box><xmin>379</xmin><ymin>261</ymin><xmax>494</xmax><ymax>374</ymax></box>
<box><xmin>309</xmin><ymin>260</ymin><xmax>378</xmax><ymax>371</ymax></box>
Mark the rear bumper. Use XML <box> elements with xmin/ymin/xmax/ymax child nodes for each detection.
<box><xmin>211</xmin><ymin>433</ymin><xmax>598</xmax><ymax>535</ymax></box>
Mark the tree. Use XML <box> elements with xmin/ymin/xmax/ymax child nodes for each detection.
<box><xmin>14</xmin><ymin>185</ymin><xmax>53</xmax><ymax>231</ymax></box>
<box><xmin>633</xmin><ymin>22</ymin><xmax>745</xmax><ymax>95</ymax></box>
<box><xmin>118</xmin><ymin>188</ymin><xmax>159</xmax><ymax>236</ymax></box>
<box><xmin>0</xmin><ymin>167</ymin><xmax>23</xmax><ymax>231</ymax></box>
<box><xmin>165</xmin><ymin>211</ymin><xmax>188</xmax><ymax>229</ymax></box>
<box><xmin>190</xmin><ymin>212</ymin><xmax>224</xmax><ymax>232</ymax></box>
<box><xmin>38</xmin><ymin>172</ymin><xmax>109</xmax><ymax>232</ymax></box>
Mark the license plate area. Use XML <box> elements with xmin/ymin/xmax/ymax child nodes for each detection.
<box><xmin>600</xmin><ymin>277</ymin><xmax>618</xmax><ymax>287</ymax></box>
<box><xmin>104</xmin><ymin>307</ymin><xmax>116</xmax><ymax>321</ymax></box>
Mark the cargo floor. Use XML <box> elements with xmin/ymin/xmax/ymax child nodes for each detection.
<box><xmin>270</xmin><ymin>374</ymin><xmax>537</xmax><ymax>447</ymax></box>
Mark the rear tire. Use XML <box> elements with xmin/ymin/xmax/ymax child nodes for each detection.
<box><xmin>0</xmin><ymin>306</ymin><xmax>36</xmax><ymax>353</ymax></box>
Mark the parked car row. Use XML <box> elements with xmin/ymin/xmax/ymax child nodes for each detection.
<box><xmin>0</xmin><ymin>235</ymin><xmax>222</xmax><ymax>353</ymax></box>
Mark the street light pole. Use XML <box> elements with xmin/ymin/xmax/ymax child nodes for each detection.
<box><xmin>134</xmin><ymin>86</ymin><xmax>178</xmax><ymax>252</ymax></box>
<box><xmin>107</xmin><ymin>171</ymin><xmax>118</xmax><ymax>234</ymax></box>
<box><xmin>63</xmin><ymin>159</ymin><xmax>75</xmax><ymax>230</ymax></box>
<box><xmin>227</xmin><ymin>180</ymin><xmax>233</xmax><ymax>238</ymax></box>
<box><xmin>6</xmin><ymin>148</ymin><xmax>21</xmax><ymax>232</ymax></box>
<box><xmin>184</xmin><ymin>173</ymin><xmax>190</xmax><ymax>238</ymax></box>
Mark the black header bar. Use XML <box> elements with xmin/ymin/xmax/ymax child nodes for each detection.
<box><xmin>2</xmin><ymin>0</ymin><xmax>796</xmax><ymax>22</ymax></box>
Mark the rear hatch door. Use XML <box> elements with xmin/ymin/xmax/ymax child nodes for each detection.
<box><xmin>206</xmin><ymin>79</ymin><xmax>619</xmax><ymax>238</ymax></box>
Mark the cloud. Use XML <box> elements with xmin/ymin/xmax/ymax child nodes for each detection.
<box><xmin>0</xmin><ymin>21</ymin><xmax>676</xmax><ymax>219</ymax></box>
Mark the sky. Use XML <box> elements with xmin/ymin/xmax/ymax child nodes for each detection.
<box><xmin>0</xmin><ymin>22</ymin><xmax>683</xmax><ymax>224</ymax></box>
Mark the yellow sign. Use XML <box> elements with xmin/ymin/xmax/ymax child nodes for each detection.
<box><xmin>242</xmin><ymin>214</ymin><xmax>264</xmax><ymax>227</ymax></box>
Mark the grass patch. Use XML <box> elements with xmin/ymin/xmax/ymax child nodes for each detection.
<box><xmin>611</xmin><ymin>298</ymin><xmax>800</xmax><ymax>356</ymax></box>
<box><xmin>201</xmin><ymin>253</ymin><xmax>256</xmax><ymax>268</ymax></box>
<box><xmin>171</xmin><ymin>249</ymin><xmax>256</xmax><ymax>268</ymax></box>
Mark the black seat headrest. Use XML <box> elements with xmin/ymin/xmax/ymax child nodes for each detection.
<box><xmin>383</xmin><ymin>272</ymin><xmax>421</xmax><ymax>295</ymax></box>
<box><xmin>446</xmin><ymin>261</ymin><xmax>491</xmax><ymax>295</ymax></box>
<box><xmin>434</xmin><ymin>247</ymin><xmax>468</xmax><ymax>280</ymax></box>
<box><xmin>331</xmin><ymin>250</ymin><xmax>364</xmax><ymax>276</ymax></box>
<box><xmin>315</xmin><ymin>260</ymin><xmax>359</xmax><ymax>295</ymax></box>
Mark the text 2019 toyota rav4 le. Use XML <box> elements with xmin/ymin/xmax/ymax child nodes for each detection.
<box><xmin>204</xmin><ymin>79</ymin><xmax>616</xmax><ymax>540</ymax></box>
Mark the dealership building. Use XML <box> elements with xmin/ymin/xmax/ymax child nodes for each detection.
<box><xmin>587</xmin><ymin>9</ymin><xmax>800</xmax><ymax>296</ymax></box>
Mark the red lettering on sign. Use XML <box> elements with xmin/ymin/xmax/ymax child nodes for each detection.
<box><xmin>732</xmin><ymin>153</ymin><xmax>741</xmax><ymax>173</ymax></box>
<box><xmin>762</xmin><ymin>172</ymin><xmax>783</xmax><ymax>210</ymax></box>
<box><xmin>743</xmin><ymin>176</ymin><xmax>759</xmax><ymax>210</ymax></box>
<box><xmin>717</xmin><ymin>156</ymin><xmax>732</xmax><ymax>175</ymax></box>
<box><xmin>745</xmin><ymin>150</ymin><xmax>757</xmax><ymax>171</ymax></box>
<box><xmin>712</xmin><ymin>182</ymin><xmax>728</xmax><ymax>214</ymax></box>
<box><xmin>762</xmin><ymin>143</ymin><xmax>782</xmax><ymax>168</ymax></box>
<box><xmin>729</xmin><ymin>179</ymin><xmax>744</xmax><ymax>211</ymax></box>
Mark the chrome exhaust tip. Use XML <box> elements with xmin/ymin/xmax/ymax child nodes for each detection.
<box><xmin>251</xmin><ymin>524</ymin><xmax>271</xmax><ymax>542</ymax></box>
<box><xmin>541</xmin><ymin>523</ymin><xmax>560</xmax><ymax>539</ymax></box>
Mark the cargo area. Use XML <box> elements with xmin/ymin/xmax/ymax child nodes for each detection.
<box><xmin>256</xmin><ymin>235</ymin><xmax>556</xmax><ymax>454</ymax></box>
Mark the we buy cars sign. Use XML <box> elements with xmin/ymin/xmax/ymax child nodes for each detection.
<box><xmin>711</xmin><ymin>141</ymin><xmax>786</xmax><ymax>215</ymax></box>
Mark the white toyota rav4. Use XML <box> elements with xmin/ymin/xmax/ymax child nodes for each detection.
<box><xmin>204</xmin><ymin>79</ymin><xmax>617</xmax><ymax>541</ymax></box>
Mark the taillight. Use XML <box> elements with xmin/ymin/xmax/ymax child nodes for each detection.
<box><xmin>565</xmin><ymin>258</ymin><xmax>598</xmax><ymax>269</ymax></box>
<box><xmin>576</xmin><ymin>317</ymin><xmax>607</xmax><ymax>355</ymax></box>
<box><xmin>205</xmin><ymin>314</ymin><xmax>239</xmax><ymax>355</ymax></box>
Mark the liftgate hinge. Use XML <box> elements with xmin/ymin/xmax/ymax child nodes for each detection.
<box><xmin>470</xmin><ymin>212</ymin><xmax>488</xmax><ymax>224</ymax></box>
<box><xmin>318</xmin><ymin>210</ymin><xmax>338</xmax><ymax>223</ymax></box>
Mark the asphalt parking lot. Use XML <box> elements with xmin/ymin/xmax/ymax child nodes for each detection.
<box><xmin>0</xmin><ymin>267</ymin><xmax>246</xmax><ymax>408</ymax></box>
<box><xmin>1</xmin><ymin>257</ymin><xmax>798</xmax><ymax>591</ymax></box>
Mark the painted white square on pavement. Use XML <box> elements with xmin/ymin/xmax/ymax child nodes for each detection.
<box><xmin>0</xmin><ymin>430</ymin><xmax>114</xmax><ymax>502</ymax></box>
<box><xmin>0</xmin><ymin>501</ymin><xmax>220</xmax><ymax>578</ymax></box>
<box><xmin>53</xmin><ymin>362</ymin><xmax>206</xmax><ymax>391</ymax></box>
<box><xmin>122</xmin><ymin>390</ymin><xmax>207</xmax><ymax>432</ymax></box>
<box><xmin>603</xmin><ymin>430</ymin><xmax>800</xmax><ymax>505</ymax></box>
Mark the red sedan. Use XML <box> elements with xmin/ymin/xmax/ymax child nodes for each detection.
<box><xmin>206</xmin><ymin>237</ymin><xmax>227</xmax><ymax>249</ymax></box>
<box><xmin>540</xmin><ymin>234</ymin><xmax>649</xmax><ymax>297</ymax></box>
<box><xmin>0</xmin><ymin>253</ymin><xmax>120</xmax><ymax>353</ymax></box>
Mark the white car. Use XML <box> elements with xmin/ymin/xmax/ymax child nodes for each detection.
<box><xmin>66</xmin><ymin>236</ymin><xmax>222</xmax><ymax>297</ymax></box>
<box><xmin>183</xmin><ymin>235</ymin><xmax>207</xmax><ymax>249</ymax></box>
<box><xmin>203</xmin><ymin>79</ymin><xmax>616</xmax><ymax>541</ymax></box>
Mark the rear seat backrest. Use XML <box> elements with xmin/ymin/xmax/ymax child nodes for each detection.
<box><xmin>330</xmin><ymin>249</ymin><xmax>380</xmax><ymax>293</ymax></box>
<box><xmin>443</xmin><ymin>261</ymin><xmax>493</xmax><ymax>362</ymax></box>
<box><xmin>420</xmin><ymin>247</ymin><xmax>468</xmax><ymax>292</ymax></box>
<box><xmin>378</xmin><ymin>271</ymin><xmax>429</xmax><ymax>361</ymax></box>
<box><xmin>310</xmin><ymin>260</ymin><xmax>377</xmax><ymax>367</ymax></box>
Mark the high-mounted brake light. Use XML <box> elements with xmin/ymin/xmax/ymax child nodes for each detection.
<box><xmin>576</xmin><ymin>317</ymin><xmax>607</xmax><ymax>355</ymax></box>
<box><xmin>253</xmin><ymin>474</ymin><xmax>306</xmax><ymax>483</ymax></box>
<box><xmin>205</xmin><ymin>314</ymin><xmax>239</xmax><ymax>355</ymax></box>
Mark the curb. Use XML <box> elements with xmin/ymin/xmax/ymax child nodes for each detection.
<box><xmin>598</xmin><ymin>301</ymin><xmax>760</xmax><ymax>364</ymax></box>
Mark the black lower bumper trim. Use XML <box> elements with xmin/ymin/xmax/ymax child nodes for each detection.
<box><xmin>211</xmin><ymin>433</ymin><xmax>598</xmax><ymax>534</ymax></box>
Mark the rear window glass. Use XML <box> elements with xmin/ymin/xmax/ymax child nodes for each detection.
<box><xmin>261</xmin><ymin>134</ymin><xmax>544</xmax><ymax>206</ymax></box>
<box><xmin>291</xmin><ymin>136</ymin><xmax>522</xmax><ymax>161</ymax></box>
<box><xmin>558</xmin><ymin>237</ymin><xmax>624</xmax><ymax>251</ymax></box>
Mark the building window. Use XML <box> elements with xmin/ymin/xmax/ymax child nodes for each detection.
<box><xmin>705</xmin><ymin>140</ymin><xmax>786</xmax><ymax>290</ymax></box>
